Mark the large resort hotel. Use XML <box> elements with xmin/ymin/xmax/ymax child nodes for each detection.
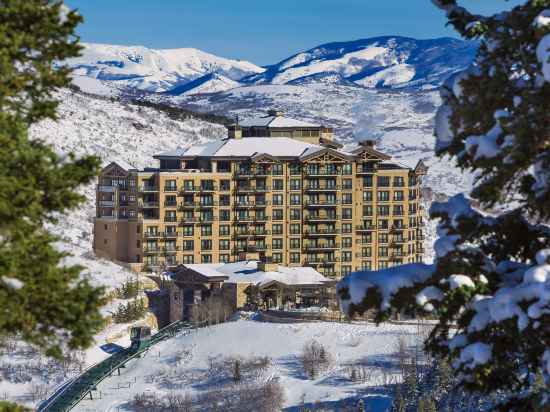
<box><xmin>94</xmin><ymin>110</ymin><xmax>427</xmax><ymax>279</ymax></box>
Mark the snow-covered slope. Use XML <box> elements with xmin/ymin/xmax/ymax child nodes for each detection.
<box><xmin>244</xmin><ymin>36</ymin><xmax>477</xmax><ymax>89</ymax></box>
<box><xmin>67</xmin><ymin>43</ymin><xmax>264</xmax><ymax>93</ymax></box>
<box><xmin>164</xmin><ymin>72</ymin><xmax>241</xmax><ymax>96</ymax></box>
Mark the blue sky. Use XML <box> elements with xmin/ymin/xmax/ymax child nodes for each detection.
<box><xmin>66</xmin><ymin>0</ymin><xmax>524</xmax><ymax>65</ymax></box>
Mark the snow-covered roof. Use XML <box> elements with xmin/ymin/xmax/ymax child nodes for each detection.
<box><xmin>238</xmin><ymin>115</ymin><xmax>320</xmax><ymax>128</ymax></box>
<box><xmin>102</xmin><ymin>158</ymin><xmax>136</xmax><ymax>171</ymax></box>
<box><xmin>158</xmin><ymin>137</ymin><xmax>327</xmax><ymax>159</ymax></box>
<box><xmin>182</xmin><ymin>261</ymin><xmax>333</xmax><ymax>287</ymax></box>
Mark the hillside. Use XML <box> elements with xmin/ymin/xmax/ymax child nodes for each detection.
<box><xmin>0</xmin><ymin>90</ymin><xmax>226</xmax><ymax>408</ymax></box>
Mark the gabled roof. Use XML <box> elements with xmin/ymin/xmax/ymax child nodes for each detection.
<box><xmin>414</xmin><ymin>160</ymin><xmax>429</xmax><ymax>175</ymax></box>
<box><xmin>175</xmin><ymin>261</ymin><xmax>334</xmax><ymax>287</ymax></box>
<box><xmin>351</xmin><ymin>145</ymin><xmax>392</xmax><ymax>160</ymax></box>
<box><xmin>299</xmin><ymin>146</ymin><xmax>354</xmax><ymax>162</ymax></box>
<box><xmin>101</xmin><ymin>159</ymin><xmax>136</xmax><ymax>172</ymax></box>
<box><xmin>238</xmin><ymin>115</ymin><xmax>320</xmax><ymax>128</ymax></box>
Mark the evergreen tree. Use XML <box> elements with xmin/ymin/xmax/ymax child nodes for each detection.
<box><xmin>0</xmin><ymin>0</ymin><xmax>104</xmax><ymax>359</ymax></box>
<box><xmin>338</xmin><ymin>1</ymin><xmax>550</xmax><ymax>410</ymax></box>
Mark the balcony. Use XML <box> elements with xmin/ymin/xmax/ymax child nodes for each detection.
<box><xmin>356</xmin><ymin>224</ymin><xmax>376</xmax><ymax>231</ymax></box>
<box><xmin>303</xmin><ymin>228</ymin><xmax>339</xmax><ymax>236</ymax></box>
<box><xmin>305</xmin><ymin>185</ymin><xmax>340</xmax><ymax>192</ymax></box>
<box><xmin>178</xmin><ymin>202</ymin><xmax>195</xmax><ymax>210</ymax></box>
<box><xmin>355</xmin><ymin>252</ymin><xmax>372</xmax><ymax>258</ymax></box>
<box><xmin>99</xmin><ymin>200</ymin><xmax>115</xmax><ymax>207</ymax></box>
<box><xmin>179</xmin><ymin>187</ymin><xmax>200</xmax><ymax>194</ymax></box>
<box><xmin>98</xmin><ymin>185</ymin><xmax>116</xmax><ymax>192</ymax></box>
<box><xmin>303</xmin><ymin>257</ymin><xmax>339</xmax><ymax>265</ymax></box>
<box><xmin>303</xmin><ymin>244</ymin><xmax>339</xmax><ymax>251</ymax></box>
<box><xmin>234</xmin><ymin>169</ymin><xmax>270</xmax><ymax>178</ymax></box>
<box><xmin>304</xmin><ymin>200</ymin><xmax>339</xmax><ymax>207</ymax></box>
<box><xmin>196</xmin><ymin>201</ymin><xmax>217</xmax><ymax>208</ymax></box>
<box><xmin>200</xmin><ymin>185</ymin><xmax>218</xmax><ymax>193</ymax></box>
<box><xmin>143</xmin><ymin>246</ymin><xmax>162</xmax><ymax>254</ymax></box>
<box><xmin>141</xmin><ymin>201</ymin><xmax>159</xmax><ymax>208</ymax></box>
<box><xmin>164</xmin><ymin>201</ymin><xmax>178</xmax><ymax>207</ymax></box>
<box><xmin>356</xmin><ymin>166</ymin><xmax>375</xmax><ymax>175</ymax></box>
<box><xmin>233</xmin><ymin>186</ymin><xmax>269</xmax><ymax>193</ymax></box>
<box><xmin>305</xmin><ymin>214</ymin><xmax>338</xmax><ymax>222</ymax></box>
<box><xmin>305</xmin><ymin>169</ymin><xmax>340</xmax><ymax>176</ymax></box>
<box><xmin>144</xmin><ymin>232</ymin><xmax>161</xmax><ymax>238</ymax></box>
<box><xmin>163</xmin><ymin>246</ymin><xmax>180</xmax><ymax>253</ymax></box>
<box><xmin>198</xmin><ymin>216</ymin><xmax>217</xmax><ymax>223</ymax></box>
<box><xmin>164</xmin><ymin>217</ymin><xmax>178</xmax><ymax>223</ymax></box>
<box><xmin>355</xmin><ymin>239</ymin><xmax>372</xmax><ymax>245</ymax></box>
<box><xmin>163</xmin><ymin>186</ymin><xmax>178</xmax><ymax>192</ymax></box>
<box><xmin>234</xmin><ymin>201</ymin><xmax>269</xmax><ymax>208</ymax></box>
<box><xmin>179</xmin><ymin>217</ymin><xmax>199</xmax><ymax>224</ymax></box>
<box><xmin>140</xmin><ymin>185</ymin><xmax>159</xmax><ymax>192</ymax></box>
<box><xmin>163</xmin><ymin>231</ymin><xmax>178</xmax><ymax>238</ymax></box>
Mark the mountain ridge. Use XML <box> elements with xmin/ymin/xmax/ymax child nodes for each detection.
<box><xmin>67</xmin><ymin>36</ymin><xmax>477</xmax><ymax>96</ymax></box>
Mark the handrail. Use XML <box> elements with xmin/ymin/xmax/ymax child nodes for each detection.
<box><xmin>38</xmin><ymin>320</ymin><xmax>201</xmax><ymax>412</ymax></box>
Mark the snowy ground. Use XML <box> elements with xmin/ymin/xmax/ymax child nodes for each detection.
<box><xmin>73</xmin><ymin>319</ymin><xmax>427</xmax><ymax>412</ymax></box>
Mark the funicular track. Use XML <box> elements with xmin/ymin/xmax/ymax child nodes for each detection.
<box><xmin>38</xmin><ymin>320</ymin><xmax>197</xmax><ymax>412</ymax></box>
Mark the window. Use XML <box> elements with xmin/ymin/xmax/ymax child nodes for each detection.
<box><xmin>290</xmin><ymin>163</ymin><xmax>301</xmax><ymax>175</ymax></box>
<box><xmin>394</xmin><ymin>191</ymin><xmax>404</xmax><ymax>201</ymax></box>
<box><xmin>409</xmin><ymin>175</ymin><xmax>417</xmax><ymax>186</ymax></box>
<box><xmin>273</xmin><ymin>209</ymin><xmax>284</xmax><ymax>220</ymax></box>
<box><xmin>184</xmin><ymin>180</ymin><xmax>194</xmax><ymax>190</ymax></box>
<box><xmin>341</xmin><ymin>266</ymin><xmax>352</xmax><ymax>275</ymax></box>
<box><xmin>272</xmin><ymin>194</ymin><xmax>283</xmax><ymax>205</ymax></box>
<box><xmin>342</xmin><ymin>179</ymin><xmax>353</xmax><ymax>190</ymax></box>
<box><xmin>361</xmin><ymin>261</ymin><xmax>372</xmax><ymax>270</ymax></box>
<box><xmin>290</xmin><ymin>194</ymin><xmax>301</xmax><ymax>205</ymax></box>
<box><xmin>379</xmin><ymin>261</ymin><xmax>389</xmax><ymax>269</ymax></box>
<box><xmin>165</xmin><ymin>195</ymin><xmax>177</xmax><ymax>206</ymax></box>
<box><xmin>220</xmin><ymin>254</ymin><xmax>230</xmax><ymax>263</ymax></box>
<box><xmin>342</xmin><ymin>223</ymin><xmax>352</xmax><ymax>234</ymax></box>
<box><xmin>409</xmin><ymin>203</ymin><xmax>418</xmax><ymax>214</ymax></box>
<box><xmin>393</xmin><ymin>205</ymin><xmax>404</xmax><ymax>216</ymax></box>
<box><xmin>342</xmin><ymin>164</ymin><xmax>352</xmax><ymax>175</ymax></box>
<box><xmin>219</xmin><ymin>239</ymin><xmax>230</xmax><ymax>250</ymax></box>
<box><xmin>394</xmin><ymin>176</ymin><xmax>405</xmax><ymax>187</ymax></box>
<box><xmin>136</xmin><ymin>240</ymin><xmax>141</xmax><ymax>248</ymax></box>
<box><xmin>409</xmin><ymin>189</ymin><xmax>417</xmax><ymax>200</ymax></box>
<box><xmin>342</xmin><ymin>193</ymin><xmax>352</xmax><ymax>205</ymax></box>
<box><xmin>290</xmin><ymin>238</ymin><xmax>300</xmax><ymax>249</ymax></box>
<box><xmin>201</xmin><ymin>254</ymin><xmax>212</xmax><ymax>263</ymax></box>
<box><xmin>290</xmin><ymin>253</ymin><xmax>301</xmax><ymax>263</ymax></box>
<box><xmin>182</xmin><ymin>225</ymin><xmax>193</xmax><ymax>236</ymax></box>
<box><xmin>220</xmin><ymin>209</ymin><xmax>230</xmax><ymax>221</ymax></box>
<box><xmin>342</xmin><ymin>208</ymin><xmax>352</xmax><ymax>219</ymax></box>
<box><xmin>164</xmin><ymin>179</ymin><xmax>177</xmax><ymax>191</ymax></box>
<box><xmin>129</xmin><ymin>195</ymin><xmax>136</xmax><ymax>202</ymax></box>
<box><xmin>104</xmin><ymin>224</ymin><xmax>108</xmax><ymax>230</ymax></box>
<box><xmin>290</xmin><ymin>209</ymin><xmax>301</xmax><ymax>220</ymax></box>
<box><xmin>363</xmin><ymin>175</ymin><xmax>373</xmax><ymax>187</ymax></box>
<box><xmin>272</xmin><ymin>164</ymin><xmax>283</xmax><ymax>175</ymax></box>
<box><xmin>377</xmin><ymin>191</ymin><xmax>390</xmax><ymax>201</ymax></box>
<box><xmin>220</xmin><ymin>180</ymin><xmax>230</xmax><ymax>191</ymax></box>
<box><xmin>363</xmin><ymin>205</ymin><xmax>373</xmax><ymax>217</ymax></box>
<box><xmin>220</xmin><ymin>195</ymin><xmax>230</xmax><ymax>206</ymax></box>
<box><xmin>378</xmin><ymin>219</ymin><xmax>389</xmax><ymax>229</ymax></box>
<box><xmin>290</xmin><ymin>224</ymin><xmax>301</xmax><ymax>235</ymax></box>
<box><xmin>272</xmin><ymin>253</ymin><xmax>283</xmax><ymax>263</ymax></box>
<box><xmin>164</xmin><ymin>211</ymin><xmax>177</xmax><ymax>222</ymax></box>
<box><xmin>290</xmin><ymin>179</ymin><xmax>301</xmax><ymax>190</ymax></box>
<box><xmin>394</xmin><ymin>219</ymin><xmax>404</xmax><ymax>229</ymax></box>
<box><xmin>342</xmin><ymin>237</ymin><xmax>352</xmax><ymax>248</ymax></box>
<box><xmin>377</xmin><ymin>176</ymin><xmax>391</xmax><ymax>187</ymax></box>
<box><xmin>201</xmin><ymin>240</ymin><xmax>212</xmax><ymax>250</ymax></box>
<box><xmin>379</xmin><ymin>233</ymin><xmax>389</xmax><ymax>244</ymax></box>
<box><xmin>362</xmin><ymin>247</ymin><xmax>372</xmax><ymax>257</ymax></box>
<box><xmin>272</xmin><ymin>238</ymin><xmax>283</xmax><ymax>250</ymax></box>
<box><xmin>272</xmin><ymin>224</ymin><xmax>283</xmax><ymax>235</ymax></box>
<box><xmin>378</xmin><ymin>205</ymin><xmax>390</xmax><ymax>216</ymax></box>
<box><xmin>379</xmin><ymin>247</ymin><xmax>389</xmax><ymax>257</ymax></box>
<box><xmin>129</xmin><ymin>210</ymin><xmax>136</xmax><ymax>217</ymax></box>
<box><xmin>183</xmin><ymin>255</ymin><xmax>194</xmax><ymax>264</ymax></box>
<box><xmin>219</xmin><ymin>225</ymin><xmax>230</xmax><ymax>236</ymax></box>
<box><xmin>342</xmin><ymin>251</ymin><xmax>352</xmax><ymax>262</ymax></box>
<box><xmin>362</xmin><ymin>233</ymin><xmax>373</xmax><ymax>243</ymax></box>
<box><xmin>272</xmin><ymin>179</ymin><xmax>284</xmax><ymax>190</ymax></box>
<box><xmin>201</xmin><ymin>225</ymin><xmax>212</xmax><ymax>236</ymax></box>
<box><xmin>183</xmin><ymin>240</ymin><xmax>194</xmax><ymax>251</ymax></box>
<box><xmin>201</xmin><ymin>180</ymin><xmax>214</xmax><ymax>191</ymax></box>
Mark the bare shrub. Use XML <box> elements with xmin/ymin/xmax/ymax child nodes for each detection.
<box><xmin>191</xmin><ymin>295</ymin><xmax>234</xmax><ymax>325</ymax></box>
<box><xmin>301</xmin><ymin>340</ymin><xmax>333</xmax><ymax>379</ymax></box>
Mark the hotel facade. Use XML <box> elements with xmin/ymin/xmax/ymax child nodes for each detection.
<box><xmin>94</xmin><ymin>110</ymin><xmax>427</xmax><ymax>278</ymax></box>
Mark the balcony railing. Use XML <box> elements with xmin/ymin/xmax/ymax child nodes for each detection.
<box><xmin>303</xmin><ymin>228</ymin><xmax>339</xmax><ymax>236</ymax></box>
<box><xmin>99</xmin><ymin>200</ymin><xmax>115</xmax><ymax>207</ymax></box>
<box><xmin>178</xmin><ymin>202</ymin><xmax>195</xmax><ymax>210</ymax></box>
<box><xmin>303</xmin><ymin>244</ymin><xmax>339</xmax><ymax>251</ymax></box>
<box><xmin>304</xmin><ymin>169</ymin><xmax>340</xmax><ymax>176</ymax></box>
<box><xmin>144</xmin><ymin>232</ymin><xmax>161</xmax><ymax>238</ymax></box>
<box><xmin>164</xmin><ymin>201</ymin><xmax>178</xmax><ymax>207</ymax></box>
<box><xmin>305</xmin><ymin>215</ymin><xmax>338</xmax><ymax>222</ymax></box>
<box><xmin>164</xmin><ymin>217</ymin><xmax>178</xmax><ymax>222</ymax></box>
<box><xmin>179</xmin><ymin>187</ymin><xmax>200</xmax><ymax>194</ymax></box>
<box><xmin>303</xmin><ymin>257</ymin><xmax>339</xmax><ymax>265</ymax></box>
<box><xmin>305</xmin><ymin>185</ymin><xmax>340</xmax><ymax>191</ymax></box>
<box><xmin>356</xmin><ymin>224</ymin><xmax>376</xmax><ymax>231</ymax></box>
<box><xmin>141</xmin><ymin>201</ymin><xmax>159</xmax><ymax>208</ymax></box>
<box><xmin>163</xmin><ymin>231</ymin><xmax>178</xmax><ymax>238</ymax></box>
<box><xmin>98</xmin><ymin>185</ymin><xmax>116</xmax><ymax>192</ymax></box>
<box><xmin>304</xmin><ymin>200</ymin><xmax>339</xmax><ymax>207</ymax></box>
<box><xmin>163</xmin><ymin>186</ymin><xmax>178</xmax><ymax>192</ymax></box>
<box><xmin>140</xmin><ymin>185</ymin><xmax>159</xmax><ymax>192</ymax></box>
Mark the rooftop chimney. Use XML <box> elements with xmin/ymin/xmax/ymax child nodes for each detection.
<box><xmin>267</xmin><ymin>109</ymin><xmax>283</xmax><ymax>117</ymax></box>
<box><xmin>359</xmin><ymin>139</ymin><xmax>376</xmax><ymax>148</ymax></box>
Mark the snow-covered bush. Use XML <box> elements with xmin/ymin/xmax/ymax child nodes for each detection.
<box><xmin>301</xmin><ymin>339</ymin><xmax>334</xmax><ymax>379</ymax></box>
<box><xmin>338</xmin><ymin>1</ymin><xmax>550</xmax><ymax>409</ymax></box>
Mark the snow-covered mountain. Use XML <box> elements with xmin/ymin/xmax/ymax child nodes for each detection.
<box><xmin>244</xmin><ymin>36</ymin><xmax>477</xmax><ymax>89</ymax></box>
<box><xmin>67</xmin><ymin>43</ymin><xmax>264</xmax><ymax>93</ymax></box>
<box><xmin>67</xmin><ymin>37</ymin><xmax>477</xmax><ymax>96</ymax></box>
